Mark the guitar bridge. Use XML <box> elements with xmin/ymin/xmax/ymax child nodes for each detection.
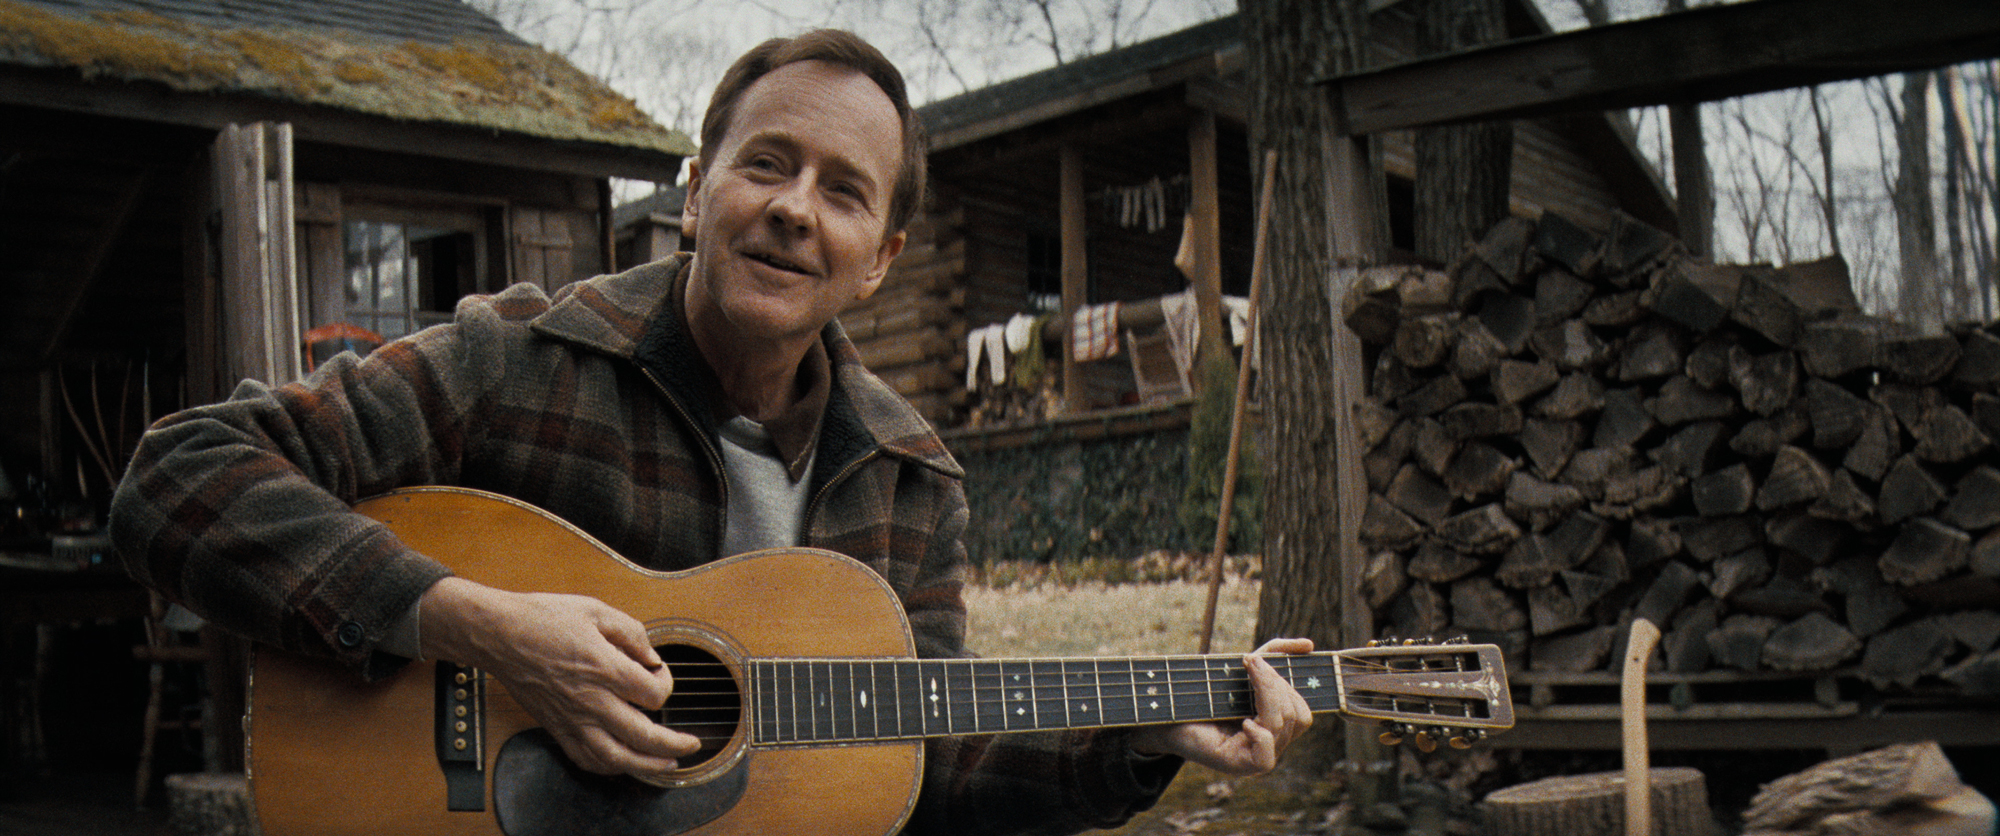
<box><xmin>436</xmin><ymin>661</ymin><xmax>486</xmax><ymax>811</ymax></box>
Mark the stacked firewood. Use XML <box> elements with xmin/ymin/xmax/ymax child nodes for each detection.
<box><xmin>1346</xmin><ymin>212</ymin><xmax>2000</xmax><ymax>690</ymax></box>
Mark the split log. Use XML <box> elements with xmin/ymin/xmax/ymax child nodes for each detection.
<box><xmin>1533</xmin><ymin>211</ymin><xmax>1604</xmax><ymax>277</ymax></box>
<box><xmin>1529</xmin><ymin>624</ymin><xmax>1620</xmax><ymax>672</ymax></box>
<box><xmin>1493</xmin><ymin>359</ymin><xmax>1561</xmax><ymax>404</ymax></box>
<box><xmin>1952</xmin><ymin>327</ymin><xmax>2000</xmax><ymax>386</ymax></box>
<box><xmin>1435</xmin><ymin>503</ymin><xmax>1523</xmax><ymax>554</ymax></box>
<box><xmin>1593</xmin><ymin>387</ymin><xmax>1656</xmax><ymax>449</ymax></box>
<box><xmin>1385</xmin><ymin>465</ymin><xmax>1453</xmax><ymax>525</ymax></box>
<box><xmin>1443</xmin><ymin>441</ymin><xmax>1518</xmax><ymax>501</ymax></box>
<box><xmin>1537</xmin><ymin>373</ymin><xmax>1607</xmax><ymax>420</ymax></box>
<box><xmin>1762</xmin><ymin>611</ymin><xmax>1861</xmax><ymax>671</ymax></box>
<box><xmin>1585</xmin><ymin>288</ymin><xmax>1649</xmax><ymax>328</ymax></box>
<box><xmin>1531</xmin><ymin>320</ymin><xmax>1609</xmax><ymax>371</ymax></box>
<box><xmin>1881</xmin><ymin>332</ymin><xmax>1962</xmax><ymax>385</ymax></box>
<box><xmin>1941</xmin><ymin>649</ymin><xmax>2000</xmax><ymax>696</ymax></box>
<box><xmin>1449</xmin><ymin>317</ymin><xmax>1508</xmax><ymax>379</ymax></box>
<box><xmin>1476</xmin><ymin>293</ymin><xmax>1538</xmax><ymax>355</ymax></box>
<box><xmin>1942</xmin><ymin>465</ymin><xmax>2000</xmax><ymax>530</ymax></box>
<box><xmin>1806</xmin><ymin>377</ymin><xmax>1870</xmax><ymax>448</ymax></box>
<box><xmin>1633</xmin><ymin>559</ymin><xmax>1703</xmax><ymax>627</ymax></box>
<box><xmin>1842</xmin><ymin>403</ymin><xmax>1899</xmax><ymax>482</ymax></box>
<box><xmin>1691</xmin><ymin>463</ymin><xmax>1755</xmax><ymax>517</ymax></box>
<box><xmin>1651</xmin><ymin>421</ymin><xmax>1730</xmax><ymax>477</ymax></box>
<box><xmin>1504</xmin><ymin>472</ymin><xmax>1586</xmax><ymax>532</ymax></box>
<box><xmin>1728</xmin><ymin>348</ymin><xmax>1798</xmax><ymax>417</ymax></box>
<box><xmin>1878</xmin><ymin>456</ymin><xmax>1947</xmax><ymax>525</ymax></box>
<box><xmin>1451</xmin><ymin>575</ymin><xmax>1527</xmax><ymax>632</ymax></box>
<box><xmin>1648</xmin><ymin>375</ymin><xmax>1737</xmax><ymax>425</ymax></box>
<box><xmin>1649</xmin><ymin>261</ymin><xmax>1739</xmax><ymax>334</ymax></box>
<box><xmin>1484</xmin><ymin>768</ymin><xmax>1716</xmax><ymax>836</ymax></box>
<box><xmin>1878</xmin><ymin>517</ymin><xmax>1970</xmax><ymax>586</ymax></box>
<box><xmin>1408</xmin><ymin>540</ymin><xmax>1483</xmax><ymax>583</ymax></box>
<box><xmin>1861</xmin><ymin>617</ymin><xmax>1957</xmax><ymax>687</ymax></box>
<box><xmin>1709</xmin><ymin>614</ymin><xmax>1781</xmax><ymax>671</ymax></box>
<box><xmin>1910</xmin><ymin>404</ymin><xmax>1989</xmax><ymax>463</ymax></box>
<box><xmin>1615</xmin><ymin>322</ymin><xmax>1685</xmax><ymax>381</ymax></box>
<box><xmin>1393</xmin><ymin>314</ymin><xmax>1455</xmax><ymax>369</ymax></box>
<box><xmin>1440</xmin><ymin>401</ymin><xmax>1524</xmax><ymax>440</ymax></box>
<box><xmin>1756</xmin><ymin>445</ymin><xmax>1832</xmax><ymax>511</ymax></box>
<box><xmin>1535</xmin><ymin>267</ymin><xmax>1595</xmax><ymax>326</ymax></box>
<box><xmin>1742</xmin><ymin>741</ymin><xmax>1994</xmax><ymax>836</ymax></box>
<box><xmin>1732</xmin><ymin>268</ymin><xmax>1806</xmax><ymax>347</ymax></box>
<box><xmin>1521</xmin><ymin>417</ymin><xmax>1584</xmax><ymax>479</ymax></box>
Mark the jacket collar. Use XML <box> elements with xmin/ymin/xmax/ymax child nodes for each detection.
<box><xmin>528</xmin><ymin>255</ymin><xmax>963</xmax><ymax>481</ymax></box>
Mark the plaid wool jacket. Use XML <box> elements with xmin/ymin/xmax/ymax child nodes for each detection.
<box><xmin>109</xmin><ymin>254</ymin><xmax>1177</xmax><ymax>835</ymax></box>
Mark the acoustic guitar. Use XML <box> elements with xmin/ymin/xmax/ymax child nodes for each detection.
<box><xmin>248</xmin><ymin>487</ymin><xmax>1513</xmax><ymax>836</ymax></box>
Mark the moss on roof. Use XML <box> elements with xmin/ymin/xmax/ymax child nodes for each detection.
<box><xmin>0</xmin><ymin>0</ymin><xmax>695</xmax><ymax>157</ymax></box>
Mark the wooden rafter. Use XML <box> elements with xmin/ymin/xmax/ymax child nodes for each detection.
<box><xmin>1325</xmin><ymin>0</ymin><xmax>2000</xmax><ymax>135</ymax></box>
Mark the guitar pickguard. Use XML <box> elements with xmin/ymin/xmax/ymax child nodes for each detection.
<box><xmin>493</xmin><ymin>729</ymin><xmax>749</xmax><ymax>836</ymax></box>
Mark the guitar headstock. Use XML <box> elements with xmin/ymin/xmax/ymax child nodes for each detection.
<box><xmin>1334</xmin><ymin>638</ymin><xmax>1514</xmax><ymax>751</ymax></box>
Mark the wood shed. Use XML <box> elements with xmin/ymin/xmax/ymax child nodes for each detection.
<box><xmin>0</xmin><ymin>0</ymin><xmax>687</xmax><ymax>794</ymax></box>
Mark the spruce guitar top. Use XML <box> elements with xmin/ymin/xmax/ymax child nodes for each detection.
<box><xmin>248</xmin><ymin>487</ymin><xmax>1512</xmax><ymax>836</ymax></box>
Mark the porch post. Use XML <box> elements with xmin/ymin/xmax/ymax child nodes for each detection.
<box><xmin>1059</xmin><ymin>144</ymin><xmax>1087</xmax><ymax>413</ymax></box>
<box><xmin>1188</xmin><ymin>111</ymin><xmax>1227</xmax><ymax>367</ymax></box>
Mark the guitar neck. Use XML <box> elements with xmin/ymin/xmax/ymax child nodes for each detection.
<box><xmin>745</xmin><ymin>645</ymin><xmax>1508</xmax><ymax>745</ymax></box>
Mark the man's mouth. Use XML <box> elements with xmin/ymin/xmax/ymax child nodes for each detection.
<box><xmin>745</xmin><ymin>250</ymin><xmax>813</xmax><ymax>276</ymax></box>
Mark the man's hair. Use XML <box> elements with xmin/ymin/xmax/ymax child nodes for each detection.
<box><xmin>699</xmin><ymin>29</ymin><xmax>928</xmax><ymax>235</ymax></box>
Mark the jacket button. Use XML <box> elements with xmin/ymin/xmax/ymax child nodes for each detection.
<box><xmin>335</xmin><ymin>621</ymin><xmax>366</xmax><ymax>649</ymax></box>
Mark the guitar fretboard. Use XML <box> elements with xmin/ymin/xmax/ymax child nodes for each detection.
<box><xmin>749</xmin><ymin>654</ymin><xmax>1346</xmax><ymax>745</ymax></box>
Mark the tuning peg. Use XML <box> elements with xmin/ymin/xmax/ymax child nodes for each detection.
<box><xmin>1402</xmin><ymin>637</ymin><xmax>1423</xmax><ymax>646</ymax></box>
<box><xmin>1377</xmin><ymin>721</ymin><xmax>1407</xmax><ymax>746</ymax></box>
<box><xmin>1447</xmin><ymin>729</ymin><xmax>1487</xmax><ymax>749</ymax></box>
<box><xmin>1412</xmin><ymin>730</ymin><xmax>1438</xmax><ymax>753</ymax></box>
<box><xmin>1445</xmin><ymin>635</ymin><xmax>1471</xmax><ymax>645</ymax></box>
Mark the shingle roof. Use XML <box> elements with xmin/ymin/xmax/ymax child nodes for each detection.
<box><xmin>918</xmin><ymin>15</ymin><xmax>1240</xmax><ymax>146</ymax></box>
<box><xmin>0</xmin><ymin>0</ymin><xmax>695</xmax><ymax>157</ymax></box>
<box><xmin>25</xmin><ymin>0</ymin><xmax>525</xmax><ymax>46</ymax></box>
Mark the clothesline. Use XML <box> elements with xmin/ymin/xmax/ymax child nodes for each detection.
<box><xmin>964</xmin><ymin>289</ymin><xmax>1252</xmax><ymax>392</ymax></box>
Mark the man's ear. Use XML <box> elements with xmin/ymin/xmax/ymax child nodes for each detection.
<box><xmin>858</xmin><ymin>229</ymin><xmax>907</xmax><ymax>302</ymax></box>
<box><xmin>682</xmin><ymin>160</ymin><xmax>705</xmax><ymax>229</ymax></box>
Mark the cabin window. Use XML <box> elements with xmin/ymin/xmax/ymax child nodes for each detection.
<box><xmin>338</xmin><ymin>205</ymin><xmax>486</xmax><ymax>340</ymax></box>
<box><xmin>1024</xmin><ymin>231</ymin><xmax>1098</xmax><ymax>313</ymax></box>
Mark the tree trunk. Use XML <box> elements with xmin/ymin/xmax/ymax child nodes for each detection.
<box><xmin>1241</xmin><ymin>0</ymin><xmax>1378</xmax><ymax>774</ymax></box>
<box><xmin>1485</xmin><ymin>768</ymin><xmax>1716</xmax><ymax>836</ymax></box>
<box><xmin>1414</xmin><ymin>0</ymin><xmax>1512</xmax><ymax>264</ymax></box>
<box><xmin>1895</xmin><ymin>71</ymin><xmax>1939</xmax><ymax>328</ymax></box>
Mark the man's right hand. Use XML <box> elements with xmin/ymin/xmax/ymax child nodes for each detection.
<box><xmin>417</xmin><ymin>576</ymin><xmax>701</xmax><ymax>786</ymax></box>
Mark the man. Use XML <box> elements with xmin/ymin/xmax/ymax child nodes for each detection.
<box><xmin>111</xmin><ymin>29</ymin><xmax>1310</xmax><ymax>834</ymax></box>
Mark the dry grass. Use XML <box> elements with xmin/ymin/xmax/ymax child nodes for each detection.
<box><xmin>964</xmin><ymin>578</ymin><xmax>1267</xmax><ymax>658</ymax></box>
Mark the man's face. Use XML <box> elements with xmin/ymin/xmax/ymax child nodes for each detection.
<box><xmin>683</xmin><ymin>60</ymin><xmax>907</xmax><ymax>350</ymax></box>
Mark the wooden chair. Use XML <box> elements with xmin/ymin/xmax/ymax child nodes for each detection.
<box><xmin>133</xmin><ymin>593</ymin><xmax>211</xmax><ymax>808</ymax></box>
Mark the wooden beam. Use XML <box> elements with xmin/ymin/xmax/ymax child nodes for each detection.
<box><xmin>1059</xmin><ymin>144</ymin><xmax>1087</xmax><ymax>414</ymax></box>
<box><xmin>39</xmin><ymin>170</ymin><xmax>149</xmax><ymax>363</ymax></box>
<box><xmin>1188</xmin><ymin>111</ymin><xmax>1226</xmax><ymax>363</ymax></box>
<box><xmin>1327</xmin><ymin>0</ymin><xmax>2000</xmax><ymax>135</ymax></box>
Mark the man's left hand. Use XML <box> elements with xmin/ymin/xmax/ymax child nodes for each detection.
<box><xmin>1127</xmin><ymin>637</ymin><xmax>1315</xmax><ymax>776</ymax></box>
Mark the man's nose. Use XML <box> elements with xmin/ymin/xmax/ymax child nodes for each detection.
<box><xmin>766</xmin><ymin>177</ymin><xmax>815</xmax><ymax>234</ymax></box>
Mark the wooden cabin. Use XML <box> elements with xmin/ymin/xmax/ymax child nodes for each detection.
<box><xmin>847</xmin><ymin>7</ymin><xmax>1676</xmax><ymax>435</ymax></box>
<box><xmin>0</xmin><ymin>0</ymin><xmax>689</xmax><ymax>514</ymax></box>
<box><xmin>0</xmin><ymin>0</ymin><xmax>686</xmax><ymax>792</ymax></box>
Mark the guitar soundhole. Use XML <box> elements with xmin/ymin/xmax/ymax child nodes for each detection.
<box><xmin>658</xmin><ymin>644</ymin><xmax>741</xmax><ymax>768</ymax></box>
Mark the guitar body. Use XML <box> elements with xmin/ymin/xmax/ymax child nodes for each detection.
<box><xmin>248</xmin><ymin>487</ymin><xmax>925</xmax><ymax>836</ymax></box>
